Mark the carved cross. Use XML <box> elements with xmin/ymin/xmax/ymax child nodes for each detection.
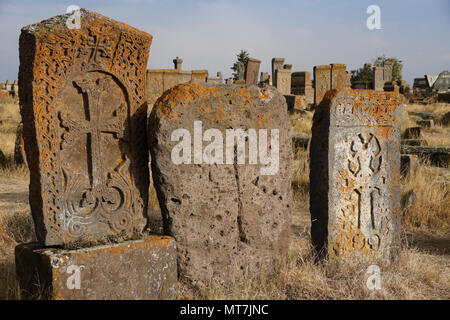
<box><xmin>60</xmin><ymin>77</ymin><xmax>124</xmax><ymax>188</ymax></box>
<box><xmin>86</xmin><ymin>35</ymin><xmax>112</xmax><ymax>63</ymax></box>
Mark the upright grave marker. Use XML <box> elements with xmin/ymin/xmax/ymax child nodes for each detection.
<box><xmin>149</xmin><ymin>83</ymin><xmax>292</xmax><ymax>286</ymax></box>
<box><xmin>310</xmin><ymin>89</ymin><xmax>403</xmax><ymax>263</ymax></box>
<box><xmin>16</xmin><ymin>9</ymin><xmax>176</xmax><ymax>299</ymax></box>
<box><xmin>373</xmin><ymin>66</ymin><xmax>384</xmax><ymax>91</ymax></box>
<box><xmin>245</xmin><ymin>58</ymin><xmax>261</xmax><ymax>84</ymax></box>
<box><xmin>330</xmin><ymin>64</ymin><xmax>347</xmax><ymax>90</ymax></box>
<box><xmin>275</xmin><ymin>68</ymin><xmax>291</xmax><ymax>95</ymax></box>
<box><xmin>314</xmin><ymin>65</ymin><xmax>331</xmax><ymax>106</ymax></box>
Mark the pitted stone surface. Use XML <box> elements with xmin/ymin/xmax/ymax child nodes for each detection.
<box><xmin>19</xmin><ymin>9</ymin><xmax>152</xmax><ymax>246</ymax></box>
<box><xmin>310</xmin><ymin>89</ymin><xmax>403</xmax><ymax>263</ymax></box>
<box><xmin>15</xmin><ymin>236</ymin><xmax>177</xmax><ymax>300</ymax></box>
<box><xmin>314</xmin><ymin>65</ymin><xmax>331</xmax><ymax>106</ymax></box>
<box><xmin>148</xmin><ymin>83</ymin><xmax>292</xmax><ymax>286</ymax></box>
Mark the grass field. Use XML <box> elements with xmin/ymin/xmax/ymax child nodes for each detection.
<box><xmin>0</xmin><ymin>95</ymin><xmax>448</xmax><ymax>300</ymax></box>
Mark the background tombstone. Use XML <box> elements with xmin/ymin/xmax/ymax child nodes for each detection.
<box><xmin>148</xmin><ymin>83</ymin><xmax>292</xmax><ymax>287</ymax></box>
<box><xmin>271</xmin><ymin>58</ymin><xmax>284</xmax><ymax>86</ymax></box>
<box><xmin>191</xmin><ymin>70</ymin><xmax>208</xmax><ymax>82</ymax></box>
<box><xmin>236</xmin><ymin>61</ymin><xmax>245</xmax><ymax>81</ymax></box>
<box><xmin>16</xmin><ymin>8</ymin><xmax>176</xmax><ymax>300</ymax></box>
<box><xmin>147</xmin><ymin>69</ymin><xmax>164</xmax><ymax>105</ymax></box>
<box><xmin>163</xmin><ymin>69</ymin><xmax>180</xmax><ymax>91</ymax></box>
<box><xmin>179</xmin><ymin>70</ymin><xmax>193</xmax><ymax>84</ymax></box>
<box><xmin>383</xmin><ymin>61</ymin><xmax>393</xmax><ymax>83</ymax></box>
<box><xmin>330</xmin><ymin>63</ymin><xmax>347</xmax><ymax>90</ymax></box>
<box><xmin>173</xmin><ymin>56</ymin><xmax>183</xmax><ymax>70</ymax></box>
<box><xmin>5</xmin><ymin>80</ymin><xmax>11</xmax><ymax>92</ymax></box>
<box><xmin>206</xmin><ymin>72</ymin><xmax>223</xmax><ymax>85</ymax></box>
<box><xmin>245</xmin><ymin>58</ymin><xmax>261</xmax><ymax>84</ymax></box>
<box><xmin>313</xmin><ymin>65</ymin><xmax>331</xmax><ymax>106</ymax></box>
<box><xmin>373</xmin><ymin>66</ymin><xmax>384</xmax><ymax>91</ymax></box>
<box><xmin>260</xmin><ymin>72</ymin><xmax>270</xmax><ymax>84</ymax></box>
<box><xmin>275</xmin><ymin>68</ymin><xmax>291</xmax><ymax>95</ymax></box>
<box><xmin>310</xmin><ymin>88</ymin><xmax>403</xmax><ymax>263</ymax></box>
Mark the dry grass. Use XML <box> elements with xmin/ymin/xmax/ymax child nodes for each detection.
<box><xmin>0</xmin><ymin>98</ymin><xmax>448</xmax><ymax>300</ymax></box>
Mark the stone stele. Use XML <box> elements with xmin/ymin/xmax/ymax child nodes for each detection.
<box><xmin>310</xmin><ymin>89</ymin><xmax>403</xmax><ymax>263</ymax></box>
<box><xmin>19</xmin><ymin>9</ymin><xmax>152</xmax><ymax>246</ymax></box>
<box><xmin>15</xmin><ymin>235</ymin><xmax>177</xmax><ymax>300</ymax></box>
<box><xmin>148</xmin><ymin>83</ymin><xmax>292</xmax><ymax>287</ymax></box>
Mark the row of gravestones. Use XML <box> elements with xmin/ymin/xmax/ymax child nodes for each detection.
<box><xmin>15</xmin><ymin>9</ymin><xmax>403</xmax><ymax>300</ymax></box>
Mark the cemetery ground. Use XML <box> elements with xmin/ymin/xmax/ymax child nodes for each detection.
<box><xmin>0</xmin><ymin>94</ymin><xmax>448</xmax><ymax>300</ymax></box>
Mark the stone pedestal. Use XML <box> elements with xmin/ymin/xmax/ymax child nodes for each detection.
<box><xmin>15</xmin><ymin>236</ymin><xmax>177</xmax><ymax>300</ymax></box>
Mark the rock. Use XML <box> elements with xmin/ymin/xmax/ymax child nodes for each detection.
<box><xmin>401</xmin><ymin>145</ymin><xmax>450</xmax><ymax>167</ymax></box>
<box><xmin>417</xmin><ymin>119</ymin><xmax>434</xmax><ymax>128</ymax></box>
<box><xmin>401</xmin><ymin>139</ymin><xmax>427</xmax><ymax>146</ymax></box>
<box><xmin>408</xmin><ymin>111</ymin><xmax>439</xmax><ymax>120</ymax></box>
<box><xmin>310</xmin><ymin>89</ymin><xmax>403</xmax><ymax>263</ymax></box>
<box><xmin>148</xmin><ymin>83</ymin><xmax>292</xmax><ymax>287</ymax></box>
<box><xmin>401</xmin><ymin>126</ymin><xmax>422</xmax><ymax>139</ymax></box>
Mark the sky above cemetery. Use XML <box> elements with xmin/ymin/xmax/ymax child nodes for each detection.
<box><xmin>0</xmin><ymin>0</ymin><xmax>448</xmax><ymax>84</ymax></box>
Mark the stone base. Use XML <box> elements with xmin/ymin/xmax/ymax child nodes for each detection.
<box><xmin>15</xmin><ymin>235</ymin><xmax>177</xmax><ymax>300</ymax></box>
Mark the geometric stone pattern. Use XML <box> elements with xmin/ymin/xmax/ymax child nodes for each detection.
<box><xmin>19</xmin><ymin>9</ymin><xmax>152</xmax><ymax>246</ymax></box>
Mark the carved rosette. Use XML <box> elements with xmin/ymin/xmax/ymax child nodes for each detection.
<box><xmin>19</xmin><ymin>9</ymin><xmax>152</xmax><ymax>246</ymax></box>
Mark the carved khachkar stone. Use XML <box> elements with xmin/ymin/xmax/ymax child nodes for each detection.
<box><xmin>149</xmin><ymin>83</ymin><xmax>292</xmax><ymax>286</ymax></box>
<box><xmin>314</xmin><ymin>65</ymin><xmax>331</xmax><ymax>106</ymax></box>
<box><xmin>310</xmin><ymin>89</ymin><xmax>403</xmax><ymax>263</ymax></box>
<box><xmin>191</xmin><ymin>70</ymin><xmax>208</xmax><ymax>82</ymax></box>
<box><xmin>373</xmin><ymin>67</ymin><xmax>384</xmax><ymax>91</ymax></box>
<box><xmin>275</xmin><ymin>68</ymin><xmax>291</xmax><ymax>95</ymax></box>
<box><xmin>330</xmin><ymin>64</ymin><xmax>347</xmax><ymax>90</ymax></box>
<box><xmin>383</xmin><ymin>61</ymin><xmax>393</xmax><ymax>83</ymax></box>
<box><xmin>245</xmin><ymin>58</ymin><xmax>261</xmax><ymax>85</ymax></box>
<box><xmin>19</xmin><ymin>9</ymin><xmax>152</xmax><ymax>246</ymax></box>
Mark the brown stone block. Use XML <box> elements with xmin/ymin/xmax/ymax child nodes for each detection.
<box><xmin>245</xmin><ymin>58</ymin><xmax>261</xmax><ymax>85</ymax></box>
<box><xmin>15</xmin><ymin>235</ymin><xmax>177</xmax><ymax>300</ymax></box>
<box><xmin>163</xmin><ymin>69</ymin><xmax>180</xmax><ymax>91</ymax></box>
<box><xmin>19</xmin><ymin>9</ymin><xmax>152</xmax><ymax>246</ymax></box>
<box><xmin>330</xmin><ymin>63</ymin><xmax>347</xmax><ymax>90</ymax></box>
<box><xmin>313</xmin><ymin>65</ymin><xmax>331</xmax><ymax>106</ymax></box>
<box><xmin>191</xmin><ymin>70</ymin><xmax>208</xmax><ymax>82</ymax></box>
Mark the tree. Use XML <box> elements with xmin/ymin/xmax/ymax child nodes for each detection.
<box><xmin>351</xmin><ymin>63</ymin><xmax>373</xmax><ymax>84</ymax></box>
<box><xmin>231</xmin><ymin>50</ymin><xmax>249</xmax><ymax>80</ymax></box>
<box><xmin>350</xmin><ymin>55</ymin><xmax>403</xmax><ymax>85</ymax></box>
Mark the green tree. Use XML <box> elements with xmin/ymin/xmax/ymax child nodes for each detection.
<box><xmin>351</xmin><ymin>63</ymin><xmax>373</xmax><ymax>84</ymax></box>
<box><xmin>231</xmin><ymin>50</ymin><xmax>249</xmax><ymax>80</ymax></box>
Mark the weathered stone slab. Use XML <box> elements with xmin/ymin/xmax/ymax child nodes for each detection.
<box><xmin>14</xmin><ymin>121</ymin><xmax>27</xmax><ymax>165</ymax></box>
<box><xmin>401</xmin><ymin>127</ymin><xmax>422</xmax><ymax>139</ymax></box>
<box><xmin>275</xmin><ymin>69</ymin><xmax>291</xmax><ymax>95</ymax></box>
<box><xmin>164</xmin><ymin>69</ymin><xmax>179</xmax><ymax>91</ymax></box>
<box><xmin>147</xmin><ymin>69</ymin><xmax>164</xmax><ymax>105</ymax></box>
<box><xmin>401</xmin><ymin>154</ymin><xmax>418</xmax><ymax>177</ymax></box>
<box><xmin>373</xmin><ymin>67</ymin><xmax>384</xmax><ymax>91</ymax></box>
<box><xmin>417</xmin><ymin>119</ymin><xmax>434</xmax><ymax>128</ymax></box>
<box><xmin>148</xmin><ymin>83</ymin><xmax>292</xmax><ymax>286</ymax></box>
<box><xmin>19</xmin><ymin>9</ymin><xmax>152</xmax><ymax>246</ymax></box>
<box><xmin>330</xmin><ymin>64</ymin><xmax>347</xmax><ymax>90</ymax></box>
<box><xmin>271</xmin><ymin>58</ymin><xmax>284</xmax><ymax>86</ymax></box>
<box><xmin>383</xmin><ymin>61</ymin><xmax>393</xmax><ymax>82</ymax></box>
<box><xmin>15</xmin><ymin>235</ymin><xmax>177</xmax><ymax>300</ymax></box>
<box><xmin>245</xmin><ymin>58</ymin><xmax>261</xmax><ymax>85</ymax></box>
<box><xmin>191</xmin><ymin>70</ymin><xmax>208</xmax><ymax>82</ymax></box>
<box><xmin>401</xmin><ymin>145</ymin><xmax>450</xmax><ymax>167</ymax></box>
<box><xmin>179</xmin><ymin>70</ymin><xmax>192</xmax><ymax>84</ymax></box>
<box><xmin>313</xmin><ymin>65</ymin><xmax>331</xmax><ymax>106</ymax></box>
<box><xmin>310</xmin><ymin>89</ymin><xmax>403</xmax><ymax>263</ymax></box>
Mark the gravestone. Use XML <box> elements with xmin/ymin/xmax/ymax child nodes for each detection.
<box><xmin>164</xmin><ymin>69</ymin><xmax>179</xmax><ymax>90</ymax></box>
<box><xmin>16</xmin><ymin>8</ymin><xmax>176</xmax><ymax>300</ymax></box>
<box><xmin>373</xmin><ymin>67</ymin><xmax>384</xmax><ymax>91</ymax></box>
<box><xmin>207</xmin><ymin>72</ymin><xmax>223</xmax><ymax>85</ymax></box>
<box><xmin>310</xmin><ymin>88</ymin><xmax>403</xmax><ymax>263</ymax></box>
<box><xmin>245</xmin><ymin>58</ymin><xmax>261</xmax><ymax>85</ymax></box>
<box><xmin>191</xmin><ymin>70</ymin><xmax>208</xmax><ymax>82</ymax></box>
<box><xmin>19</xmin><ymin>9</ymin><xmax>152</xmax><ymax>246</ymax></box>
<box><xmin>14</xmin><ymin>121</ymin><xmax>27</xmax><ymax>165</ymax></box>
<box><xmin>313</xmin><ymin>65</ymin><xmax>331</xmax><ymax>106</ymax></box>
<box><xmin>260</xmin><ymin>72</ymin><xmax>270</xmax><ymax>84</ymax></box>
<box><xmin>179</xmin><ymin>70</ymin><xmax>192</xmax><ymax>84</ymax></box>
<box><xmin>383</xmin><ymin>61</ymin><xmax>393</xmax><ymax>83</ymax></box>
<box><xmin>236</xmin><ymin>61</ymin><xmax>245</xmax><ymax>81</ymax></box>
<box><xmin>330</xmin><ymin>64</ymin><xmax>347</xmax><ymax>90</ymax></box>
<box><xmin>173</xmin><ymin>56</ymin><xmax>183</xmax><ymax>70</ymax></box>
<box><xmin>271</xmin><ymin>58</ymin><xmax>284</xmax><ymax>86</ymax></box>
<box><xmin>275</xmin><ymin>68</ymin><xmax>291</xmax><ymax>95</ymax></box>
<box><xmin>148</xmin><ymin>82</ymin><xmax>292</xmax><ymax>286</ymax></box>
<box><xmin>147</xmin><ymin>69</ymin><xmax>164</xmax><ymax>105</ymax></box>
<box><xmin>5</xmin><ymin>80</ymin><xmax>11</xmax><ymax>91</ymax></box>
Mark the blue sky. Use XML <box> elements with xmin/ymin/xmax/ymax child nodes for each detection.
<box><xmin>0</xmin><ymin>0</ymin><xmax>449</xmax><ymax>84</ymax></box>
